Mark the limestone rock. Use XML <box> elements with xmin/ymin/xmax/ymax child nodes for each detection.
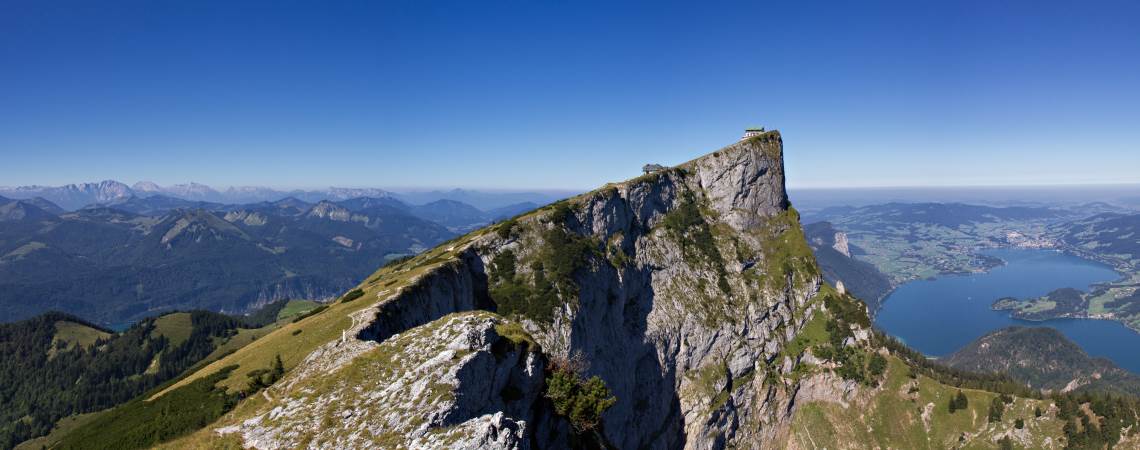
<box><xmin>832</xmin><ymin>231</ymin><xmax>850</xmax><ymax>257</ymax></box>
<box><xmin>226</xmin><ymin>312</ymin><xmax>542</xmax><ymax>449</ymax></box>
<box><xmin>221</xmin><ymin>131</ymin><xmax>841</xmax><ymax>449</ymax></box>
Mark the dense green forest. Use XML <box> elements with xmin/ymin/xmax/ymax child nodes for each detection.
<box><xmin>55</xmin><ymin>355</ymin><xmax>284</xmax><ymax>450</ymax></box>
<box><xmin>0</xmin><ymin>308</ymin><xmax>277</xmax><ymax>449</ymax></box>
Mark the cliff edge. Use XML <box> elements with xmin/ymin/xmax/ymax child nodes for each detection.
<box><xmin>159</xmin><ymin>131</ymin><xmax>871</xmax><ymax>449</ymax></box>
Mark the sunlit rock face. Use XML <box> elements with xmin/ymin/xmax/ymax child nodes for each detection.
<box><xmin>227</xmin><ymin>131</ymin><xmax>852</xmax><ymax>449</ymax></box>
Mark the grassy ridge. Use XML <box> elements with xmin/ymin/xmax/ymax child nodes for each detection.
<box><xmin>152</xmin><ymin>228</ymin><xmax>494</xmax><ymax>396</ymax></box>
<box><xmin>152</xmin><ymin>312</ymin><xmax>194</xmax><ymax>347</ymax></box>
<box><xmin>783</xmin><ymin>356</ymin><xmax>1062</xmax><ymax>449</ymax></box>
<box><xmin>277</xmin><ymin>300</ymin><xmax>320</xmax><ymax>320</ymax></box>
<box><xmin>48</xmin><ymin>321</ymin><xmax>111</xmax><ymax>358</ymax></box>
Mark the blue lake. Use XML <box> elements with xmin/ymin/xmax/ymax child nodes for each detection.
<box><xmin>874</xmin><ymin>248</ymin><xmax>1140</xmax><ymax>373</ymax></box>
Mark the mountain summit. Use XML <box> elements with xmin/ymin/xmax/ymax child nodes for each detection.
<box><xmin>160</xmin><ymin>130</ymin><xmax>854</xmax><ymax>448</ymax></box>
<box><xmin>67</xmin><ymin>131</ymin><xmax>1096</xmax><ymax>449</ymax></box>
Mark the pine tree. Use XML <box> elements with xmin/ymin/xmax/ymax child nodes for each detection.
<box><xmin>948</xmin><ymin>390</ymin><xmax>969</xmax><ymax>413</ymax></box>
<box><xmin>988</xmin><ymin>396</ymin><xmax>1005</xmax><ymax>423</ymax></box>
<box><xmin>272</xmin><ymin>354</ymin><xmax>284</xmax><ymax>380</ymax></box>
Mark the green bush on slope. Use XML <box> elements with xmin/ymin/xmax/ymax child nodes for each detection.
<box><xmin>545</xmin><ymin>366</ymin><xmax>617</xmax><ymax>432</ymax></box>
<box><xmin>487</xmin><ymin>226</ymin><xmax>599</xmax><ymax>323</ymax></box>
<box><xmin>948</xmin><ymin>390</ymin><xmax>969</xmax><ymax>413</ymax></box>
<box><xmin>662</xmin><ymin>191</ymin><xmax>730</xmax><ymax>293</ymax></box>
<box><xmin>340</xmin><ymin>288</ymin><xmax>365</xmax><ymax>303</ymax></box>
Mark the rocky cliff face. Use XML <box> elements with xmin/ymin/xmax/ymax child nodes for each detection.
<box><xmin>217</xmin><ymin>131</ymin><xmax>863</xmax><ymax>449</ymax></box>
<box><xmin>833</xmin><ymin>231</ymin><xmax>850</xmax><ymax>257</ymax></box>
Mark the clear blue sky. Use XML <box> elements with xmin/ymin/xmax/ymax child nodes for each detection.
<box><xmin>2</xmin><ymin>0</ymin><xmax>1138</xmax><ymax>190</ymax></box>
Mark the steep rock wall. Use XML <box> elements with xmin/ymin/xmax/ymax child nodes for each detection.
<box><xmin>224</xmin><ymin>131</ymin><xmax>829</xmax><ymax>449</ymax></box>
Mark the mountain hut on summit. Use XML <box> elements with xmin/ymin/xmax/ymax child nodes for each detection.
<box><xmin>741</xmin><ymin>126</ymin><xmax>765</xmax><ymax>140</ymax></box>
<box><xmin>643</xmin><ymin>126</ymin><xmax>766</xmax><ymax>175</ymax></box>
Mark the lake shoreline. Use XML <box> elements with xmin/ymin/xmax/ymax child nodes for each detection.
<box><xmin>874</xmin><ymin>248</ymin><xmax>1140</xmax><ymax>373</ymax></box>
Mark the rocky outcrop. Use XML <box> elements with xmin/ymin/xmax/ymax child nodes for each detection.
<box><xmin>223</xmin><ymin>131</ymin><xmax>837</xmax><ymax>449</ymax></box>
<box><xmin>225</xmin><ymin>312</ymin><xmax>543</xmax><ymax>449</ymax></box>
<box><xmin>833</xmin><ymin>231</ymin><xmax>850</xmax><ymax>257</ymax></box>
<box><xmin>358</xmin><ymin>250</ymin><xmax>491</xmax><ymax>344</ymax></box>
<box><xmin>690</xmin><ymin>134</ymin><xmax>788</xmax><ymax>231</ymax></box>
<box><xmin>223</xmin><ymin>210</ymin><xmax>269</xmax><ymax>226</ymax></box>
<box><xmin>305</xmin><ymin>200</ymin><xmax>368</xmax><ymax>223</ymax></box>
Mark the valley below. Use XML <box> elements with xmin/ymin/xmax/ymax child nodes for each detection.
<box><xmin>874</xmin><ymin>248</ymin><xmax>1140</xmax><ymax>373</ymax></box>
<box><xmin>804</xmin><ymin>202</ymin><xmax>1140</xmax><ymax>340</ymax></box>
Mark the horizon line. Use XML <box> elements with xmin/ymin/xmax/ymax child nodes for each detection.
<box><xmin>787</xmin><ymin>182</ymin><xmax>1140</xmax><ymax>191</ymax></box>
<box><xmin>3</xmin><ymin>179</ymin><xmax>1139</xmax><ymax>194</ymax></box>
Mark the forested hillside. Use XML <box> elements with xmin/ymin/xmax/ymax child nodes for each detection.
<box><xmin>0</xmin><ymin>305</ymin><xmax>309</xmax><ymax>449</ymax></box>
<box><xmin>946</xmin><ymin>327</ymin><xmax>1140</xmax><ymax>397</ymax></box>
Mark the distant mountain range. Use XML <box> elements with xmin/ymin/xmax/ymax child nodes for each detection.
<box><xmin>790</xmin><ymin>186</ymin><xmax>1140</xmax><ymax>213</ymax></box>
<box><xmin>1053</xmin><ymin>212</ymin><xmax>1140</xmax><ymax>271</ymax></box>
<box><xmin>87</xmin><ymin>193</ymin><xmax>538</xmax><ymax>231</ymax></box>
<box><xmin>803</xmin><ymin>201</ymin><xmax>1068</xmax><ymax>229</ymax></box>
<box><xmin>0</xmin><ymin>188</ymin><xmax>554</xmax><ymax>326</ymax></box>
<box><xmin>0</xmin><ymin>194</ymin><xmax>465</xmax><ymax>325</ymax></box>
<box><xmin>0</xmin><ymin>180</ymin><xmax>574</xmax><ymax>212</ymax></box>
<box><xmin>0</xmin><ymin>181</ymin><xmax>134</xmax><ymax>211</ymax></box>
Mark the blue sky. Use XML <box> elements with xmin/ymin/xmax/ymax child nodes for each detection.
<box><xmin>2</xmin><ymin>0</ymin><xmax>1138</xmax><ymax>190</ymax></box>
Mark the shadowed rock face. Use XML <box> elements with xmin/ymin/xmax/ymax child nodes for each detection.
<box><xmin>226</xmin><ymin>131</ymin><xmax>838</xmax><ymax>449</ymax></box>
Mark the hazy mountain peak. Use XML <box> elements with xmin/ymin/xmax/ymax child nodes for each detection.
<box><xmin>157</xmin><ymin>209</ymin><xmax>248</xmax><ymax>245</ymax></box>
<box><xmin>22</xmin><ymin>197</ymin><xmax>65</xmax><ymax>215</ymax></box>
<box><xmin>271</xmin><ymin>196</ymin><xmax>311</xmax><ymax>208</ymax></box>
<box><xmin>0</xmin><ymin>180</ymin><xmax>132</xmax><ymax>210</ymax></box>
<box><xmin>334</xmin><ymin>196</ymin><xmax>408</xmax><ymax>212</ymax></box>
<box><xmin>305</xmin><ymin>200</ymin><xmax>357</xmax><ymax>222</ymax></box>
<box><xmin>323</xmin><ymin>187</ymin><xmax>394</xmax><ymax>201</ymax></box>
<box><xmin>132</xmin><ymin>181</ymin><xmax>163</xmax><ymax>193</ymax></box>
<box><xmin>0</xmin><ymin>200</ymin><xmax>55</xmax><ymax>222</ymax></box>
